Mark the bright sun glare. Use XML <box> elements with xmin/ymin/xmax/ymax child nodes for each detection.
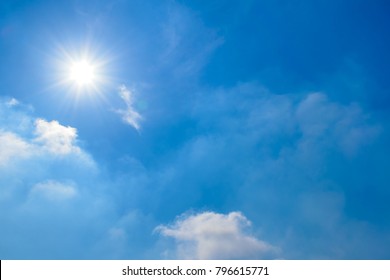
<box><xmin>54</xmin><ymin>45</ymin><xmax>109</xmax><ymax>96</ymax></box>
<box><xmin>69</xmin><ymin>60</ymin><xmax>96</xmax><ymax>87</ymax></box>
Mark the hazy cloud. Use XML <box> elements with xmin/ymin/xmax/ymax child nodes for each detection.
<box><xmin>6</xmin><ymin>97</ymin><xmax>19</xmax><ymax>107</ymax></box>
<box><xmin>160</xmin><ymin>2</ymin><xmax>223</xmax><ymax>77</ymax></box>
<box><xmin>30</xmin><ymin>180</ymin><xmax>77</xmax><ymax>201</ymax></box>
<box><xmin>152</xmin><ymin>83</ymin><xmax>386</xmax><ymax>259</ymax></box>
<box><xmin>0</xmin><ymin>131</ymin><xmax>32</xmax><ymax>166</ymax></box>
<box><xmin>296</xmin><ymin>92</ymin><xmax>381</xmax><ymax>155</ymax></box>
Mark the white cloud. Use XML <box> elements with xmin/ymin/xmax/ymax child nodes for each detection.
<box><xmin>0</xmin><ymin>99</ymin><xmax>96</xmax><ymax>178</ymax></box>
<box><xmin>0</xmin><ymin>119</ymin><xmax>81</xmax><ymax>159</ymax></box>
<box><xmin>157</xmin><ymin>211</ymin><xmax>277</xmax><ymax>259</ymax></box>
<box><xmin>116</xmin><ymin>85</ymin><xmax>142</xmax><ymax>130</ymax></box>
<box><xmin>0</xmin><ymin>131</ymin><xmax>32</xmax><ymax>165</ymax></box>
<box><xmin>30</xmin><ymin>180</ymin><xmax>77</xmax><ymax>201</ymax></box>
<box><xmin>34</xmin><ymin>119</ymin><xmax>80</xmax><ymax>155</ymax></box>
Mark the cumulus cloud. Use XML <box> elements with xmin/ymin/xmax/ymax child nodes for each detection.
<box><xmin>0</xmin><ymin>98</ymin><xmax>96</xmax><ymax>192</ymax></box>
<box><xmin>116</xmin><ymin>85</ymin><xmax>142</xmax><ymax>130</ymax></box>
<box><xmin>0</xmin><ymin>117</ymin><xmax>88</xmax><ymax>168</ymax></box>
<box><xmin>34</xmin><ymin>119</ymin><xmax>81</xmax><ymax>155</ymax></box>
<box><xmin>157</xmin><ymin>211</ymin><xmax>278</xmax><ymax>259</ymax></box>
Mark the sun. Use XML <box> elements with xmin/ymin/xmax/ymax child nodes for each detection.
<box><xmin>68</xmin><ymin>60</ymin><xmax>97</xmax><ymax>87</ymax></box>
<box><xmin>50</xmin><ymin>43</ymin><xmax>112</xmax><ymax>100</ymax></box>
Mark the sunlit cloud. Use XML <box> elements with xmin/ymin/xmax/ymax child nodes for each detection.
<box><xmin>0</xmin><ymin>99</ymin><xmax>94</xmax><ymax>169</ymax></box>
<box><xmin>115</xmin><ymin>85</ymin><xmax>142</xmax><ymax>130</ymax></box>
<box><xmin>34</xmin><ymin>119</ymin><xmax>80</xmax><ymax>155</ymax></box>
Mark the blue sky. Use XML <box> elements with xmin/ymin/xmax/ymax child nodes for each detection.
<box><xmin>1</xmin><ymin>0</ymin><xmax>390</xmax><ymax>259</ymax></box>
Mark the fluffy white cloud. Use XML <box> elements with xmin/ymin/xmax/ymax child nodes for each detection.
<box><xmin>0</xmin><ymin>118</ymin><xmax>92</xmax><ymax>170</ymax></box>
<box><xmin>116</xmin><ymin>85</ymin><xmax>142</xmax><ymax>130</ymax></box>
<box><xmin>157</xmin><ymin>211</ymin><xmax>277</xmax><ymax>259</ymax></box>
<box><xmin>0</xmin><ymin>115</ymin><xmax>86</xmax><ymax>166</ymax></box>
<box><xmin>30</xmin><ymin>180</ymin><xmax>77</xmax><ymax>201</ymax></box>
<box><xmin>34</xmin><ymin>118</ymin><xmax>80</xmax><ymax>155</ymax></box>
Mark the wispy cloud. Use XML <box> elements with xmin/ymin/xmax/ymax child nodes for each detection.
<box><xmin>5</xmin><ymin>97</ymin><xmax>19</xmax><ymax>107</ymax></box>
<box><xmin>30</xmin><ymin>180</ymin><xmax>78</xmax><ymax>201</ymax></box>
<box><xmin>160</xmin><ymin>2</ymin><xmax>223</xmax><ymax>78</ymax></box>
<box><xmin>296</xmin><ymin>92</ymin><xmax>381</xmax><ymax>155</ymax></box>
<box><xmin>0</xmin><ymin>131</ymin><xmax>32</xmax><ymax>166</ymax></box>
<box><xmin>156</xmin><ymin>211</ymin><xmax>278</xmax><ymax>259</ymax></box>
<box><xmin>116</xmin><ymin>85</ymin><xmax>142</xmax><ymax>130</ymax></box>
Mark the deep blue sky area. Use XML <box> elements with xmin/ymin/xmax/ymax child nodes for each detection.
<box><xmin>1</xmin><ymin>0</ymin><xmax>390</xmax><ymax>259</ymax></box>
